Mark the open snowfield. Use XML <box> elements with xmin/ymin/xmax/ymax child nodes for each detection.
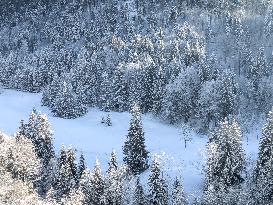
<box><xmin>0</xmin><ymin>88</ymin><xmax>261</xmax><ymax>195</ymax></box>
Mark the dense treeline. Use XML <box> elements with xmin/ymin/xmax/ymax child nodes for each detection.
<box><xmin>0</xmin><ymin>0</ymin><xmax>272</xmax><ymax>132</ymax></box>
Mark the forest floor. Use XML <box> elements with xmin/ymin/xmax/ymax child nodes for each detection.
<box><xmin>0</xmin><ymin>89</ymin><xmax>260</xmax><ymax>196</ymax></box>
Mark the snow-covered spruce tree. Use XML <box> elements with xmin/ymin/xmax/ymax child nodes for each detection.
<box><xmin>247</xmin><ymin>47</ymin><xmax>270</xmax><ymax>113</ymax></box>
<box><xmin>264</xmin><ymin>6</ymin><xmax>273</xmax><ymax>38</ymax></box>
<box><xmin>172</xmin><ymin>177</ymin><xmax>187</xmax><ymax>205</ymax></box>
<box><xmin>73</xmin><ymin>47</ymin><xmax>97</xmax><ymax>106</ymax></box>
<box><xmin>205</xmin><ymin>119</ymin><xmax>245</xmax><ymax>190</ymax></box>
<box><xmin>133</xmin><ymin>178</ymin><xmax>147</xmax><ymax>205</ymax></box>
<box><xmin>0</xmin><ymin>132</ymin><xmax>41</xmax><ymax>182</ymax></box>
<box><xmin>107</xmin><ymin>150</ymin><xmax>118</xmax><ymax>174</ymax></box>
<box><xmin>148</xmin><ymin>157</ymin><xmax>168</xmax><ymax>205</ymax></box>
<box><xmin>53</xmin><ymin>145</ymin><xmax>77</xmax><ymax>199</ymax></box>
<box><xmin>41</xmin><ymin>74</ymin><xmax>60</xmax><ymax>108</ymax></box>
<box><xmin>25</xmin><ymin>111</ymin><xmax>55</xmax><ymax>166</ymax></box>
<box><xmin>34</xmin><ymin>113</ymin><xmax>55</xmax><ymax>166</ymax></box>
<box><xmin>77</xmin><ymin>152</ymin><xmax>87</xmax><ymax>182</ymax></box>
<box><xmin>53</xmin><ymin>78</ymin><xmax>87</xmax><ymax>119</ymax></box>
<box><xmin>31</xmin><ymin>113</ymin><xmax>55</xmax><ymax>195</ymax></box>
<box><xmin>151</xmin><ymin>66</ymin><xmax>166</xmax><ymax>116</ymax></box>
<box><xmin>111</xmin><ymin>64</ymin><xmax>128</xmax><ymax>112</ymax></box>
<box><xmin>16</xmin><ymin>119</ymin><xmax>28</xmax><ymax>141</ymax></box>
<box><xmin>80</xmin><ymin>170</ymin><xmax>93</xmax><ymax>205</ymax></box>
<box><xmin>66</xmin><ymin>146</ymin><xmax>78</xmax><ymax>185</ymax></box>
<box><xmin>26</xmin><ymin>108</ymin><xmax>38</xmax><ymax>143</ymax></box>
<box><xmin>23</xmin><ymin>110</ymin><xmax>56</xmax><ymax>194</ymax></box>
<box><xmin>217</xmin><ymin>72</ymin><xmax>239</xmax><ymax>121</ymax></box>
<box><xmin>162</xmin><ymin>64</ymin><xmax>201</xmax><ymax>124</ymax></box>
<box><xmin>90</xmin><ymin>159</ymin><xmax>105</xmax><ymax>205</ymax></box>
<box><xmin>104</xmin><ymin>114</ymin><xmax>112</xmax><ymax>126</ymax></box>
<box><xmin>104</xmin><ymin>150</ymin><xmax>123</xmax><ymax>205</ymax></box>
<box><xmin>53</xmin><ymin>145</ymin><xmax>69</xmax><ymax>198</ymax></box>
<box><xmin>253</xmin><ymin>107</ymin><xmax>273</xmax><ymax>204</ymax></box>
<box><xmin>98</xmin><ymin>72</ymin><xmax>112</xmax><ymax>112</ymax></box>
<box><xmin>123</xmin><ymin>103</ymin><xmax>149</xmax><ymax>175</ymax></box>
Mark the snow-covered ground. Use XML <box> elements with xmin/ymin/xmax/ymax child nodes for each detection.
<box><xmin>0</xmin><ymin>89</ymin><xmax>261</xmax><ymax>196</ymax></box>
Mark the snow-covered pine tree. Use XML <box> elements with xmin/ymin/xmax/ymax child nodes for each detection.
<box><xmin>123</xmin><ymin>103</ymin><xmax>149</xmax><ymax>175</ymax></box>
<box><xmin>104</xmin><ymin>151</ymin><xmax>123</xmax><ymax>205</ymax></box>
<box><xmin>54</xmin><ymin>145</ymin><xmax>77</xmax><ymax>199</ymax></box>
<box><xmin>41</xmin><ymin>74</ymin><xmax>60</xmax><ymax>108</ymax></box>
<box><xmin>15</xmin><ymin>119</ymin><xmax>27</xmax><ymax>141</ymax></box>
<box><xmin>111</xmin><ymin>64</ymin><xmax>128</xmax><ymax>112</ymax></box>
<box><xmin>107</xmin><ymin>150</ymin><xmax>118</xmax><ymax>174</ymax></box>
<box><xmin>205</xmin><ymin>119</ymin><xmax>245</xmax><ymax>190</ymax></box>
<box><xmin>90</xmin><ymin>159</ymin><xmax>105</xmax><ymax>205</ymax></box>
<box><xmin>162</xmin><ymin>65</ymin><xmax>201</xmax><ymax>124</ymax></box>
<box><xmin>53</xmin><ymin>145</ymin><xmax>69</xmax><ymax>199</ymax></box>
<box><xmin>66</xmin><ymin>146</ymin><xmax>78</xmax><ymax>186</ymax></box>
<box><xmin>30</xmin><ymin>113</ymin><xmax>55</xmax><ymax>195</ymax></box>
<box><xmin>25</xmin><ymin>110</ymin><xmax>55</xmax><ymax>167</ymax></box>
<box><xmin>35</xmin><ymin>113</ymin><xmax>55</xmax><ymax>166</ymax></box>
<box><xmin>73</xmin><ymin>47</ymin><xmax>97</xmax><ymax>106</ymax></box>
<box><xmin>152</xmin><ymin>66</ymin><xmax>165</xmax><ymax>116</ymax></box>
<box><xmin>218</xmin><ymin>71</ymin><xmax>238</xmax><ymax>120</ymax></box>
<box><xmin>253</xmin><ymin>107</ymin><xmax>273</xmax><ymax>204</ymax></box>
<box><xmin>26</xmin><ymin>108</ymin><xmax>38</xmax><ymax>143</ymax></box>
<box><xmin>148</xmin><ymin>157</ymin><xmax>168</xmax><ymax>205</ymax></box>
<box><xmin>53</xmin><ymin>78</ymin><xmax>87</xmax><ymax>119</ymax></box>
<box><xmin>264</xmin><ymin>6</ymin><xmax>273</xmax><ymax>38</ymax></box>
<box><xmin>133</xmin><ymin>178</ymin><xmax>147</xmax><ymax>205</ymax></box>
<box><xmin>105</xmin><ymin>114</ymin><xmax>112</xmax><ymax>126</ymax></box>
<box><xmin>80</xmin><ymin>169</ymin><xmax>93</xmax><ymax>205</ymax></box>
<box><xmin>77</xmin><ymin>152</ymin><xmax>87</xmax><ymax>182</ymax></box>
<box><xmin>172</xmin><ymin>177</ymin><xmax>187</xmax><ymax>205</ymax></box>
<box><xmin>99</xmin><ymin>71</ymin><xmax>113</xmax><ymax>112</ymax></box>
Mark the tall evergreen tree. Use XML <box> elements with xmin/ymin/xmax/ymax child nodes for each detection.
<box><xmin>91</xmin><ymin>159</ymin><xmax>105</xmax><ymax>205</ymax></box>
<box><xmin>107</xmin><ymin>150</ymin><xmax>118</xmax><ymax>174</ymax></box>
<box><xmin>53</xmin><ymin>78</ymin><xmax>87</xmax><ymax>119</ymax></box>
<box><xmin>172</xmin><ymin>177</ymin><xmax>187</xmax><ymax>205</ymax></box>
<box><xmin>123</xmin><ymin>104</ymin><xmax>149</xmax><ymax>175</ymax></box>
<box><xmin>78</xmin><ymin>152</ymin><xmax>87</xmax><ymax>182</ymax></box>
<box><xmin>152</xmin><ymin>66</ymin><xmax>165</xmax><ymax>115</ymax></box>
<box><xmin>253</xmin><ymin>107</ymin><xmax>273</xmax><ymax>203</ymax></box>
<box><xmin>66</xmin><ymin>146</ymin><xmax>78</xmax><ymax>186</ymax></box>
<box><xmin>133</xmin><ymin>178</ymin><xmax>147</xmax><ymax>205</ymax></box>
<box><xmin>98</xmin><ymin>71</ymin><xmax>112</xmax><ymax>112</ymax></box>
<box><xmin>205</xmin><ymin>119</ymin><xmax>245</xmax><ymax>191</ymax></box>
<box><xmin>41</xmin><ymin>74</ymin><xmax>60</xmax><ymax>107</ymax></box>
<box><xmin>148</xmin><ymin>158</ymin><xmax>168</xmax><ymax>205</ymax></box>
<box><xmin>35</xmin><ymin>113</ymin><xmax>55</xmax><ymax>166</ymax></box>
<box><xmin>54</xmin><ymin>145</ymin><xmax>77</xmax><ymax>199</ymax></box>
<box><xmin>111</xmin><ymin>65</ymin><xmax>128</xmax><ymax>112</ymax></box>
<box><xmin>104</xmin><ymin>151</ymin><xmax>123</xmax><ymax>205</ymax></box>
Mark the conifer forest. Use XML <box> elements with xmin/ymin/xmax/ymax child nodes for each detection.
<box><xmin>1</xmin><ymin>0</ymin><xmax>273</xmax><ymax>204</ymax></box>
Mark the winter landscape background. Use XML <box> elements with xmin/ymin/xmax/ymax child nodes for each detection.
<box><xmin>0</xmin><ymin>0</ymin><xmax>273</xmax><ymax>204</ymax></box>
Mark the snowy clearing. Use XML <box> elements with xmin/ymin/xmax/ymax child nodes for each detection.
<box><xmin>0</xmin><ymin>89</ymin><xmax>260</xmax><ymax>195</ymax></box>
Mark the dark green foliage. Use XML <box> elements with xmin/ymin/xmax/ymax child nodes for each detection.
<box><xmin>253</xmin><ymin>107</ymin><xmax>273</xmax><ymax>203</ymax></box>
<box><xmin>172</xmin><ymin>177</ymin><xmax>187</xmax><ymax>205</ymax></box>
<box><xmin>123</xmin><ymin>104</ymin><xmax>149</xmax><ymax>175</ymax></box>
<box><xmin>205</xmin><ymin>119</ymin><xmax>245</xmax><ymax>198</ymax></box>
<box><xmin>133</xmin><ymin>178</ymin><xmax>147</xmax><ymax>205</ymax></box>
<box><xmin>52</xmin><ymin>79</ymin><xmax>87</xmax><ymax>119</ymax></box>
<box><xmin>78</xmin><ymin>152</ymin><xmax>87</xmax><ymax>181</ymax></box>
<box><xmin>148</xmin><ymin>158</ymin><xmax>168</xmax><ymax>205</ymax></box>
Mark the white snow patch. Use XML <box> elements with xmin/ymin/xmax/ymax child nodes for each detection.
<box><xmin>0</xmin><ymin>89</ymin><xmax>261</xmax><ymax>195</ymax></box>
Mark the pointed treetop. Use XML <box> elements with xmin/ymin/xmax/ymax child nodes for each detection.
<box><xmin>107</xmin><ymin>150</ymin><xmax>118</xmax><ymax>173</ymax></box>
<box><xmin>131</xmin><ymin>103</ymin><xmax>141</xmax><ymax>120</ymax></box>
